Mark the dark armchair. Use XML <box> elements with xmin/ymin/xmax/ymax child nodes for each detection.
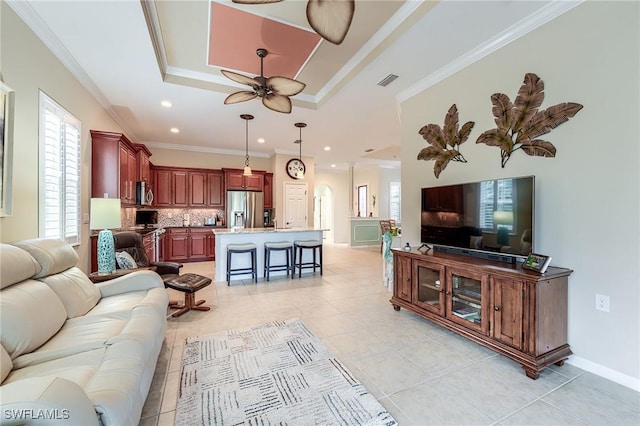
<box><xmin>113</xmin><ymin>231</ymin><xmax>182</xmax><ymax>281</ymax></box>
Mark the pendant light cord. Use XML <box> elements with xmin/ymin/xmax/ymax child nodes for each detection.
<box><xmin>245</xmin><ymin>118</ymin><xmax>250</xmax><ymax>167</ymax></box>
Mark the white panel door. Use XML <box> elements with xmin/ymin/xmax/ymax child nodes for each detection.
<box><xmin>284</xmin><ymin>182</ymin><xmax>308</xmax><ymax>228</ymax></box>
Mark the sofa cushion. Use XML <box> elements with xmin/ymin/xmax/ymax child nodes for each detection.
<box><xmin>0</xmin><ymin>244</ymin><xmax>40</xmax><ymax>289</ymax></box>
<box><xmin>1</xmin><ymin>344</ymin><xmax>12</xmax><ymax>383</ymax></box>
<box><xmin>41</xmin><ymin>267</ymin><xmax>101</xmax><ymax>318</ymax></box>
<box><xmin>12</xmin><ymin>238</ymin><xmax>79</xmax><ymax>279</ymax></box>
<box><xmin>0</xmin><ymin>279</ymin><xmax>67</xmax><ymax>359</ymax></box>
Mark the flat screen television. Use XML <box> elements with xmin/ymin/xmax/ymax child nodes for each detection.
<box><xmin>421</xmin><ymin>176</ymin><xmax>534</xmax><ymax>263</ymax></box>
<box><xmin>135</xmin><ymin>209</ymin><xmax>158</xmax><ymax>227</ymax></box>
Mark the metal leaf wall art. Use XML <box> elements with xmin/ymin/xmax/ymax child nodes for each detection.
<box><xmin>417</xmin><ymin>104</ymin><xmax>475</xmax><ymax>178</ymax></box>
<box><xmin>476</xmin><ymin>73</ymin><xmax>583</xmax><ymax>168</ymax></box>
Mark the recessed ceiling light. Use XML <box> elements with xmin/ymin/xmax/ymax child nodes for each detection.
<box><xmin>324</xmin><ymin>146</ymin><xmax>331</xmax><ymax>151</ymax></box>
<box><xmin>170</xmin><ymin>127</ymin><xmax>179</xmax><ymax>133</ymax></box>
<box><xmin>257</xmin><ymin>138</ymin><xmax>265</xmax><ymax>144</ymax></box>
<box><xmin>331</xmin><ymin>164</ymin><xmax>336</xmax><ymax>168</ymax></box>
<box><xmin>161</xmin><ymin>100</ymin><xmax>172</xmax><ymax>108</ymax></box>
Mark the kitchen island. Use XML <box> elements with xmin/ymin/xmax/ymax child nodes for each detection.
<box><xmin>212</xmin><ymin>228</ymin><xmax>326</xmax><ymax>282</ymax></box>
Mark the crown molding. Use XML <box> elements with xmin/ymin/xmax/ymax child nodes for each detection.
<box><xmin>143</xmin><ymin>141</ymin><xmax>271</xmax><ymax>158</ymax></box>
<box><xmin>397</xmin><ymin>0</ymin><xmax>584</xmax><ymax>104</ymax></box>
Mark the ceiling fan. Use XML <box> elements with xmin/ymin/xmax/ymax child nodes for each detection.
<box><xmin>221</xmin><ymin>48</ymin><xmax>306</xmax><ymax>114</ymax></box>
<box><xmin>232</xmin><ymin>0</ymin><xmax>355</xmax><ymax>45</ymax></box>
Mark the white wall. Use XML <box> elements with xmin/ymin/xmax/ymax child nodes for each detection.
<box><xmin>400</xmin><ymin>2</ymin><xmax>639</xmax><ymax>387</ymax></box>
<box><xmin>0</xmin><ymin>4</ymin><xmax>127</xmax><ymax>271</ymax></box>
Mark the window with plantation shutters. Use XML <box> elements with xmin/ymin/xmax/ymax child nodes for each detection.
<box><xmin>39</xmin><ymin>91</ymin><xmax>81</xmax><ymax>245</ymax></box>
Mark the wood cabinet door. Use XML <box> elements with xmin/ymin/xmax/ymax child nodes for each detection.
<box><xmin>189</xmin><ymin>230</ymin><xmax>208</xmax><ymax>260</ymax></box>
<box><xmin>244</xmin><ymin>174</ymin><xmax>264</xmax><ymax>191</ymax></box>
<box><xmin>189</xmin><ymin>172</ymin><xmax>207</xmax><ymax>207</ymax></box>
<box><xmin>165</xmin><ymin>230</ymin><xmax>189</xmax><ymax>261</ymax></box>
<box><xmin>208</xmin><ymin>234</ymin><xmax>215</xmax><ymax>260</ymax></box>
<box><xmin>91</xmin><ymin>134</ymin><xmax>119</xmax><ymax>199</ymax></box>
<box><xmin>154</xmin><ymin>170</ymin><xmax>172</xmax><ymax>206</ymax></box>
<box><xmin>127</xmin><ymin>149</ymin><xmax>137</xmax><ymax>204</ymax></box>
<box><xmin>492</xmin><ymin>277</ymin><xmax>524</xmax><ymax>350</ymax></box>
<box><xmin>446</xmin><ymin>266</ymin><xmax>489</xmax><ymax>334</ymax></box>
<box><xmin>207</xmin><ymin>172</ymin><xmax>224</xmax><ymax>207</ymax></box>
<box><xmin>413</xmin><ymin>259</ymin><xmax>445</xmax><ymax>315</ymax></box>
<box><xmin>172</xmin><ymin>171</ymin><xmax>188</xmax><ymax>206</ymax></box>
<box><xmin>119</xmin><ymin>145</ymin><xmax>130</xmax><ymax>204</ymax></box>
<box><xmin>138</xmin><ymin>151</ymin><xmax>150</xmax><ymax>182</ymax></box>
<box><xmin>393</xmin><ymin>253</ymin><xmax>412</xmax><ymax>302</ymax></box>
<box><xmin>263</xmin><ymin>173</ymin><xmax>273</xmax><ymax>208</ymax></box>
<box><xmin>225</xmin><ymin>172</ymin><xmax>245</xmax><ymax>190</ymax></box>
<box><xmin>143</xmin><ymin>233</ymin><xmax>156</xmax><ymax>263</ymax></box>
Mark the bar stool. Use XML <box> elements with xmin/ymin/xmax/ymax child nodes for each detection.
<box><xmin>226</xmin><ymin>243</ymin><xmax>257</xmax><ymax>285</ymax></box>
<box><xmin>292</xmin><ymin>240</ymin><xmax>323</xmax><ymax>278</ymax></box>
<box><xmin>263</xmin><ymin>241</ymin><xmax>293</xmax><ymax>281</ymax></box>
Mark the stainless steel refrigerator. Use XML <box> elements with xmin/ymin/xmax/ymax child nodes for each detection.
<box><xmin>226</xmin><ymin>191</ymin><xmax>264</xmax><ymax>228</ymax></box>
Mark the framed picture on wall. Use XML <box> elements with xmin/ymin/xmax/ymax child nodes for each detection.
<box><xmin>0</xmin><ymin>80</ymin><xmax>14</xmax><ymax>217</ymax></box>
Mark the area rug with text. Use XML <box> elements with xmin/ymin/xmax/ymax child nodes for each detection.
<box><xmin>175</xmin><ymin>318</ymin><xmax>397</xmax><ymax>426</ymax></box>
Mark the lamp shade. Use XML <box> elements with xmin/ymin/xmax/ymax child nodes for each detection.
<box><xmin>493</xmin><ymin>211</ymin><xmax>513</xmax><ymax>226</ymax></box>
<box><xmin>90</xmin><ymin>198</ymin><xmax>121</xmax><ymax>230</ymax></box>
<box><xmin>243</xmin><ymin>166</ymin><xmax>253</xmax><ymax>176</ymax></box>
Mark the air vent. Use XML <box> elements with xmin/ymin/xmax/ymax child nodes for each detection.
<box><xmin>364</xmin><ymin>148</ymin><xmax>374</xmax><ymax>153</ymax></box>
<box><xmin>377</xmin><ymin>74</ymin><xmax>398</xmax><ymax>87</ymax></box>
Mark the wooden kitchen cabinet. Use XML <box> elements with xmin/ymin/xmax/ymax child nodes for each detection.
<box><xmin>164</xmin><ymin>227</ymin><xmax>215</xmax><ymax>262</ymax></box>
<box><xmin>164</xmin><ymin>228</ymin><xmax>189</xmax><ymax>262</ymax></box>
<box><xmin>136</xmin><ymin>144</ymin><xmax>152</xmax><ymax>183</ymax></box>
<box><xmin>152</xmin><ymin>167</ymin><xmax>224</xmax><ymax>208</ymax></box>
<box><xmin>152</xmin><ymin>167</ymin><xmax>188</xmax><ymax>207</ymax></box>
<box><xmin>263</xmin><ymin>172</ymin><xmax>273</xmax><ymax>208</ymax></box>
<box><xmin>391</xmin><ymin>248</ymin><xmax>572</xmax><ymax>379</ymax></box>
<box><xmin>91</xmin><ymin>130</ymin><xmax>145</xmax><ymax>205</ymax></box>
<box><xmin>188</xmin><ymin>171</ymin><xmax>207</xmax><ymax>207</ymax></box>
<box><xmin>223</xmin><ymin>168</ymin><xmax>264</xmax><ymax>191</ymax></box>
<box><xmin>207</xmin><ymin>171</ymin><xmax>224</xmax><ymax>208</ymax></box>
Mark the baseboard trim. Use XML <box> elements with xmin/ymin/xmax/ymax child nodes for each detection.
<box><xmin>567</xmin><ymin>355</ymin><xmax>640</xmax><ymax>392</ymax></box>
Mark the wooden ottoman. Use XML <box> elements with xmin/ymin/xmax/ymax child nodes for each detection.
<box><xmin>164</xmin><ymin>273</ymin><xmax>212</xmax><ymax>317</ymax></box>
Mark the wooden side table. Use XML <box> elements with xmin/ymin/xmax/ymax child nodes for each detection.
<box><xmin>88</xmin><ymin>266</ymin><xmax>157</xmax><ymax>283</ymax></box>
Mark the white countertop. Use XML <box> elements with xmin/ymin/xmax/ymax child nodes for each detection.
<box><xmin>212</xmin><ymin>227</ymin><xmax>327</xmax><ymax>235</ymax></box>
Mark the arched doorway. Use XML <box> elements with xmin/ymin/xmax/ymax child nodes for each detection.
<box><xmin>314</xmin><ymin>184</ymin><xmax>334</xmax><ymax>243</ymax></box>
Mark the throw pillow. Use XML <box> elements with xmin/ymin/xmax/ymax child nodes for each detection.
<box><xmin>115</xmin><ymin>251</ymin><xmax>137</xmax><ymax>269</ymax></box>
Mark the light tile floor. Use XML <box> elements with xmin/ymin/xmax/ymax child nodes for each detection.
<box><xmin>139</xmin><ymin>243</ymin><xmax>639</xmax><ymax>426</ymax></box>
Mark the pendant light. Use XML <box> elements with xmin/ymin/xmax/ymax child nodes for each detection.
<box><xmin>294</xmin><ymin>122</ymin><xmax>306</xmax><ymax>179</ymax></box>
<box><xmin>241</xmin><ymin>114</ymin><xmax>254</xmax><ymax>176</ymax></box>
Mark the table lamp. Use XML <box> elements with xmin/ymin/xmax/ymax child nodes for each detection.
<box><xmin>90</xmin><ymin>197</ymin><xmax>121</xmax><ymax>274</ymax></box>
<box><xmin>493</xmin><ymin>211</ymin><xmax>513</xmax><ymax>246</ymax></box>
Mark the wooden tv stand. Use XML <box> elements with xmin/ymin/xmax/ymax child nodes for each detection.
<box><xmin>391</xmin><ymin>248</ymin><xmax>573</xmax><ymax>379</ymax></box>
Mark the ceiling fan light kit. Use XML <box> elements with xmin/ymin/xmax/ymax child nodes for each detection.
<box><xmin>240</xmin><ymin>114</ymin><xmax>254</xmax><ymax>176</ymax></box>
<box><xmin>222</xmin><ymin>48</ymin><xmax>306</xmax><ymax>114</ymax></box>
<box><xmin>232</xmin><ymin>0</ymin><xmax>355</xmax><ymax>45</ymax></box>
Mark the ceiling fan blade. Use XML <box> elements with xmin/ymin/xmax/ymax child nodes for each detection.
<box><xmin>232</xmin><ymin>0</ymin><xmax>282</xmax><ymax>4</ymax></box>
<box><xmin>224</xmin><ymin>91</ymin><xmax>258</xmax><ymax>105</ymax></box>
<box><xmin>306</xmin><ymin>0</ymin><xmax>355</xmax><ymax>45</ymax></box>
<box><xmin>221</xmin><ymin>70</ymin><xmax>258</xmax><ymax>87</ymax></box>
<box><xmin>266</xmin><ymin>76</ymin><xmax>306</xmax><ymax>97</ymax></box>
<box><xmin>262</xmin><ymin>93</ymin><xmax>292</xmax><ymax>114</ymax></box>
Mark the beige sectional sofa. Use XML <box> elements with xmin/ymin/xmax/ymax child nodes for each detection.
<box><xmin>0</xmin><ymin>238</ymin><xmax>169</xmax><ymax>425</ymax></box>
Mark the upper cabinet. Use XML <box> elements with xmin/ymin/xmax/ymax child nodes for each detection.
<box><xmin>223</xmin><ymin>168</ymin><xmax>264</xmax><ymax>192</ymax></box>
<box><xmin>136</xmin><ymin>144</ymin><xmax>152</xmax><ymax>183</ymax></box>
<box><xmin>263</xmin><ymin>173</ymin><xmax>273</xmax><ymax>208</ymax></box>
<box><xmin>153</xmin><ymin>167</ymin><xmax>224</xmax><ymax>208</ymax></box>
<box><xmin>91</xmin><ymin>130</ymin><xmax>146</xmax><ymax>206</ymax></box>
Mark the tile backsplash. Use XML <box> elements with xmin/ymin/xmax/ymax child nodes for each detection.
<box><xmin>122</xmin><ymin>208</ymin><xmax>225</xmax><ymax>228</ymax></box>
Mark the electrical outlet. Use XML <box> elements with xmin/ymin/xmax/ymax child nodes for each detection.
<box><xmin>595</xmin><ymin>293</ymin><xmax>610</xmax><ymax>312</ymax></box>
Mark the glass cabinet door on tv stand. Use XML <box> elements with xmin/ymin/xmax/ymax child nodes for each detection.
<box><xmin>413</xmin><ymin>259</ymin><xmax>445</xmax><ymax>315</ymax></box>
<box><xmin>446</xmin><ymin>267</ymin><xmax>489</xmax><ymax>334</ymax></box>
